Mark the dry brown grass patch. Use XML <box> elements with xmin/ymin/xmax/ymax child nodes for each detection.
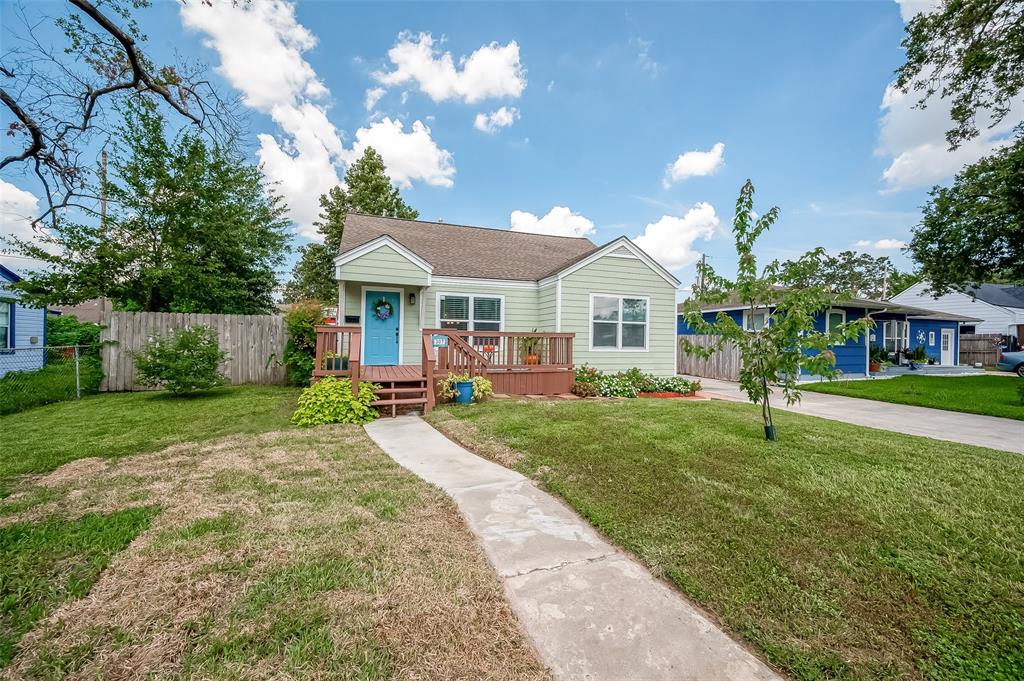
<box><xmin>3</xmin><ymin>426</ymin><xmax>549</xmax><ymax>680</ymax></box>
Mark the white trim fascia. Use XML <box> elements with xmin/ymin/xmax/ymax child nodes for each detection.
<box><xmin>543</xmin><ymin>237</ymin><xmax>682</xmax><ymax>288</ymax></box>
<box><xmin>431</xmin><ymin>275</ymin><xmax>537</xmax><ymax>289</ymax></box>
<box><xmin>335</xmin><ymin>236</ymin><xmax>433</xmax><ymax>277</ymax></box>
<box><xmin>555</xmin><ymin>279</ymin><xmax>562</xmax><ymax>332</ymax></box>
<box><xmin>418</xmin><ymin>286</ymin><xmax>426</xmax><ymax>331</ymax></box>
<box><xmin>434</xmin><ymin>291</ymin><xmax>506</xmax><ymax>331</ymax></box>
<box><xmin>864</xmin><ymin>307</ymin><xmax>870</xmax><ymax>372</ymax></box>
<box><xmin>360</xmin><ymin>285</ymin><xmax>405</xmax><ymax>365</ymax></box>
<box><xmin>588</xmin><ymin>292</ymin><xmax>651</xmax><ymax>352</ymax></box>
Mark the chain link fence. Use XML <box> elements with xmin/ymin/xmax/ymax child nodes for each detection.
<box><xmin>0</xmin><ymin>346</ymin><xmax>103</xmax><ymax>415</ymax></box>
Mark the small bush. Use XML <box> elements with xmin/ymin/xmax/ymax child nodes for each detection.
<box><xmin>569</xmin><ymin>365</ymin><xmax>697</xmax><ymax>398</ymax></box>
<box><xmin>284</xmin><ymin>301</ymin><xmax>324</xmax><ymax>386</ymax></box>
<box><xmin>571</xmin><ymin>380</ymin><xmax>598</xmax><ymax>398</ymax></box>
<box><xmin>472</xmin><ymin>376</ymin><xmax>493</xmax><ymax>402</ymax></box>
<box><xmin>291</xmin><ymin>376</ymin><xmax>379</xmax><ymax>426</ymax></box>
<box><xmin>46</xmin><ymin>315</ymin><xmax>101</xmax><ymax>355</ymax></box>
<box><xmin>132</xmin><ymin>325</ymin><xmax>227</xmax><ymax>395</ymax></box>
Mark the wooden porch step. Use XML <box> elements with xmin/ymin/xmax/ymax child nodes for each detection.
<box><xmin>371</xmin><ymin>397</ymin><xmax>427</xmax><ymax>406</ymax></box>
<box><xmin>375</xmin><ymin>386</ymin><xmax>427</xmax><ymax>395</ymax></box>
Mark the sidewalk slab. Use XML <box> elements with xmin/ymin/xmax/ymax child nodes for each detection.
<box><xmin>364</xmin><ymin>415</ymin><xmax>780</xmax><ymax>681</ymax></box>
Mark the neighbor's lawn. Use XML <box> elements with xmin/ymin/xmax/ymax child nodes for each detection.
<box><xmin>428</xmin><ymin>399</ymin><xmax>1024</xmax><ymax>680</ymax></box>
<box><xmin>1</xmin><ymin>421</ymin><xmax>547</xmax><ymax>678</ymax></box>
<box><xmin>802</xmin><ymin>374</ymin><xmax>1024</xmax><ymax>420</ymax></box>
<box><xmin>0</xmin><ymin>386</ymin><xmax>301</xmax><ymax>496</ymax></box>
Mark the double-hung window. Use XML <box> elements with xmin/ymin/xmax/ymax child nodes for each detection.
<box><xmin>438</xmin><ymin>294</ymin><xmax>502</xmax><ymax>332</ymax></box>
<box><xmin>882</xmin><ymin>320</ymin><xmax>909</xmax><ymax>352</ymax></box>
<box><xmin>826</xmin><ymin>309</ymin><xmax>845</xmax><ymax>333</ymax></box>
<box><xmin>743</xmin><ymin>309</ymin><xmax>770</xmax><ymax>332</ymax></box>
<box><xmin>591</xmin><ymin>294</ymin><xmax>648</xmax><ymax>350</ymax></box>
<box><xmin>0</xmin><ymin>302</ymin><xmax>10</xmax><ymax>349</ymax></box>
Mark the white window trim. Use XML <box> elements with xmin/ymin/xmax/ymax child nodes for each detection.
<box><xmin>882</xmin><ymin>320</ymin><xmax>910</xmax><ymax>352</ymax></box>
<box><xmin>826</xmin><ymin>308</ymin><xmax>846</xmax><ymax>333</ymax></box>
<box><xmin>0</xmin><ymin>300</ymin><xmax>11</xmax><ymax>349</ymax></box>
<box><xmin>360</xmin><ymin>286</ymin><xmax>405</xmax><ymax>365</ymax></box>
<box><xmin>742</xmin><ymin>307</ymin><xmax>772</xmax><ymax>332</ymax></box>
<box><xmin>434</xmin><ymin>292</ymin><xmax>506</xmax><ymax>331</ymax></box>
<box><xmin>588</xmin><ymin>293</ymin><xmax>650</xmax><ymax>352</ymax></box>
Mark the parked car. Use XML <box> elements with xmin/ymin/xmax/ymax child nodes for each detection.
<box><xmin>996</xmin><ymin>350</ymin><xmax>1024</xmax><ymax>376</ymax></box>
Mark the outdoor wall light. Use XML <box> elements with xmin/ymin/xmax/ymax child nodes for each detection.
<box><xmin>408</xmin><ymin>292</ymin><xmax>416</xmax><ymax>306</ymax></box>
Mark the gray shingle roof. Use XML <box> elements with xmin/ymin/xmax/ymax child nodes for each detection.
<box><xmin>965</xmin><ymin>284</ymin><xmax>1024</xmax><ymax>309</ymax></box>
<box><xmin>339</xmin><ymin>213</ymin><xmax>599</xmax><ymax>281</ymax></box>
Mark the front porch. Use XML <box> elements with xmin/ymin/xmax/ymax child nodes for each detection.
<box><xmin>312</xmin><ymin>325</ymin><xmax>576</xmax><ymax>415</ymax></box>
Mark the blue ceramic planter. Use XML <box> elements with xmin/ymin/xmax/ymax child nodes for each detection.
<box><xmin>455</xmin><ymin>381</ymin><xmax>474</xmax><ymax>404</ymax></box>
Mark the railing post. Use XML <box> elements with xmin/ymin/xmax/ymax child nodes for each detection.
<box><xmin>350</xmin><ymin>328</ymin><xmax>361</xmax><ymax>396</ymax></box>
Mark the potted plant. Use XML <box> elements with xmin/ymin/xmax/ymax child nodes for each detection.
<box><xmin>521</xmin><ymin>330</ymin><xmax>541</xmax><ymax>365</ymax></box>
<box><xmin>437</xmin><ymin>372</ymin><xmax>492</xmax><ymax>404</ymax></box>
<box><xmin>869</xmin><ymin>346</ymin><xmax>887</xmax><ymax>373</ymax></box>
<box><xmin>323</xmin><ymin>352</ymin><xmax>348</xmax><ymax>371</ymax></box>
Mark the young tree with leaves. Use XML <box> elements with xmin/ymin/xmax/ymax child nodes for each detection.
<box><xmin>284</xmin><ymin>147</ymin><xmax>418</xmax><ymax>303</ymax></box>
<box><xmin>681</xmin><ymin>181</ymin><xmax>871</xmax><ymax>440</ymax></box>
<box><xmin>896</xmin><ymin>0</ymin><xmax>1023</xmax><ymax>292</ymax></box>
<box><xmin>5</xmin><ymin>101</ymin><xmax>289</xmax><ymax>313</ymax></box>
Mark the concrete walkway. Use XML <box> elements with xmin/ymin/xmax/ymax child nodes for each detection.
<box><xmin>364</xmin><ymin>416</ymin><xmax>780</xmax><ymax>681</ymax></box>
<box><xmin>692</xmin><ymin>377</ymin><xmax>1024</xmax><ymax>454</ymax></box>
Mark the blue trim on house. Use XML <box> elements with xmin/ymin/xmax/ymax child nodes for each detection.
<box><xmin>0</xmin><ymin>264</ymin><xmax>22</xmax><ymax>282</ymax></box>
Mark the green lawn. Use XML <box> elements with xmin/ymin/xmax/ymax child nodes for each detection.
<box><xmin>427</xmin><ymin>399</ymin><xmax>1024</xmax><ymax>680</ymax></box>
<box><xmin>0</xmin><ymin>386</ymin><xmax>301</xmax><ymax>497</ymax></box>
<box><xmin>0</xmin><ymin>507</ymin><xmax>158</xmax><ymax>666</ymax></box>
<box><xmin>802</xmin><ymin>374</ymin><xmax>1024</xmax><ymax>420</ymax></box>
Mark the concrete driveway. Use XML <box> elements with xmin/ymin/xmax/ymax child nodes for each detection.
<box><xmin>691</xmin><ymin>377</ymin><xmax>1024</xmax><ymax>454</ymax></box>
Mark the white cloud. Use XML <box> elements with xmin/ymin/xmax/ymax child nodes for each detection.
<box><xmin>663</xmin><ymin>143</ymin><xmax>725</xmax><ymax>187</ymax></box>
<box><xmin>180</xmin><ymin>0</ymin><xmax>342</xmax><ymax>237</ymax></box>
<box><xmin>633</xmin><ymin>203</ymin><xmax>719</xmax><ymax>270</ymax></box>
<box><xmin>894</xmin><ymin>0</ymin><xmax>940</xmax><ymax>22</ymax></box>
<box><xmin>547</xmin><ymin>80</ymin><xmax>555</xmax><ymax>93</ymax></box>
<box><xmin>877</xmin><ymin>2</ymin><xmax>1024</xmax><ymax>192</ymax></box>
<box><xmin>632</xmin><ymin>37</ymin><xmax>659</xmax><ymax>78</ymax></box>
<box><xmin>344</xmin><ymin>118</ymin><xmax>455</xmax><ymax>189</ymax></box>
<box><xmin>364</xmin><ymin>87</ymin><xmax>386</xmax><ymax>111</ymax></box>
<box><xmin>374</xmin><ymin>32</ymin><xmax>526</xmax><ymax>104</ymax></box>
<box><xmin>854</xmin><ymin>238</ymin><xmax>907</xmax><ymax>250</ymax></box>
<box><xmin>0</xmin><ymin>180</ymin><xmax>51</xmax><ymax>271</ymax></box>
<box><xmin>182</xmin><ymin>3</ymin><xmax>456</xmax><ymax>239</ymax></box>
<box><xmin>474</xmin><ymin>106</ymin><xmax>519</xmax><ymax>134</ymax></box>
<box><xmin>509</xmin><ymin>206</ymin><xmax>595</xmax><ymax>237</ymax></box>
<box><xmin>876</xmin><ymin>81</ymin><xmax>1021</xmax><ymax>192</ymax></box>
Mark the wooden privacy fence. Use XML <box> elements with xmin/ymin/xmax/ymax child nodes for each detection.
<box><xmin>676</xmin><ymin>335</ymin><xmax>741</xmax><ymax>381</ymax></box>
<box><xmin>958</xmin><ymin>333</ymin><xmax>1003</xmax><ymax>368</ymax></box>
<box><xmin>100</xmin><ymin>308</ymin><xmax>287</xmax><ymax>391</ymax></box>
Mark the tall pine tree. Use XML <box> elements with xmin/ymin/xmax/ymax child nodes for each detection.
<box><xmin>284</xmin><ymin>147</ymin><xmax>418</xmax><ymax>303</ymax></box>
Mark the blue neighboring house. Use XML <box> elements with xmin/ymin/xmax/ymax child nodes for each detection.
<box><xmin>677</xmin><ymin>292</ymin><xmax>979</xmax><ymax>378</ymax></box>
<box><xmin>0</xmin><ymin>264</ymin><xmax>47</xmax><ymax>378</ymax></box>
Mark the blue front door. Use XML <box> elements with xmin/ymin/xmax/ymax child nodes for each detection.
<box><xmin>364</xmin><ymin>290</ymin><xmax>401</xmax><ymax>365</ymax></box>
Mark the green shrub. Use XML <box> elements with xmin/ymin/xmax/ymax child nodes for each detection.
<box><xmin>0</xmin><ymin>356</ymin><xmax>102</xmax><ymax>415</ymax></box>
<box><xmin>571</xmin><ymin>380</ymin><xmax>598</xmax><ymax>398</ymax></box>
<box><xmin>284</xmin><ymin>301</ymin><xmax>324</xmax><ymax>386</ymax></box>
<box><xmin>46</xmin><ymin>315</ymin><xmax>101</xmax><ymax>356</ymax></box>
<box><xmin>472</xmin><ymin>376</ymin><xmax>493</xmax><ymax>402</ymax></box>
<box><xmin>132</xmin><ymin>325</ymin><xmax>227</xmax><ymax>395</ymax></box>
<box><xmin>568</xmin><ymin>365</ymin><xmax>697</xmax><ymax>398</ymax></box>
<box><xmin>291</xmin><ymin>376</ymin><xmax>379</xmax><ymax>426</ymax></box>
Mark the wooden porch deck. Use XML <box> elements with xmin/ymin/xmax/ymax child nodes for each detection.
<box><xmin>361</xmin><ymin>365</ymin><xmax>424</xmax><ymax>382</ymax></box>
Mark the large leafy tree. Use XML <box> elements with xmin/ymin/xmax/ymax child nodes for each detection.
<box><xmin>779</xmin><ymin>250</ymin><xmax>919</xmax><ymax>299</ymax></box>
<box><xmin>284</xmin><ymin>147</ymin><xmax>418</xmax><ymax>304</ymax></box>
<box><xmin>681</xmin><ymin>181</ymin><xmax>870</xmax><ymax>440</ymax></box>
<box><xmin>909</xmin><ymin>140</ymin><xmax>1024</xmax><ymax>294</ymax></box>
<box><xmin>896</xmin><ymin>0</ymin><xmax>1024</xmax><ymax>292</ymax></box>
<box><xmin>6</xmin><ymin>101</ymin><xmax>289</xmax><ymax>313</ymax></box>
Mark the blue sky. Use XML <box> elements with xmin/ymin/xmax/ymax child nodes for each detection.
<box><xmin>4</xmin><ymin>0</ymin><xmax>1018</xmax><ymax>289</ymax></box>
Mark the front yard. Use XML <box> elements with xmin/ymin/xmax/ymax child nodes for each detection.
<box><xmin>0</xmin><ymin>388</ymin><xmax>548</xmax><ymax>679</ymax></box>
<box><xmin>427</xmin><ymin>399</ymin><xmax>1024</xmax><ymax>679</ymax></box>
<box><xmin>801</xmin><ymin>374</ymin><xmax>1024</xmax><ymax>420</ymax></box>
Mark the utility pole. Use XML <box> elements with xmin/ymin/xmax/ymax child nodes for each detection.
<box><xmin>99</xmin><ymin>148</ymin><xmax>108</xmax><ymax>233</ymax></box>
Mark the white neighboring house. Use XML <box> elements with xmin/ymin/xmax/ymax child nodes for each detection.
<box><xmin>891</xmin><ymin>282</ymin><xmax>1024</xmax><ymax>339</ymax></box>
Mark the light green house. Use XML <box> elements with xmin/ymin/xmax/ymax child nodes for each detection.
<box><xmin>334</xmin><ymin>213</ymin><xmax>681</xmax><ymax>375</ymax></box>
